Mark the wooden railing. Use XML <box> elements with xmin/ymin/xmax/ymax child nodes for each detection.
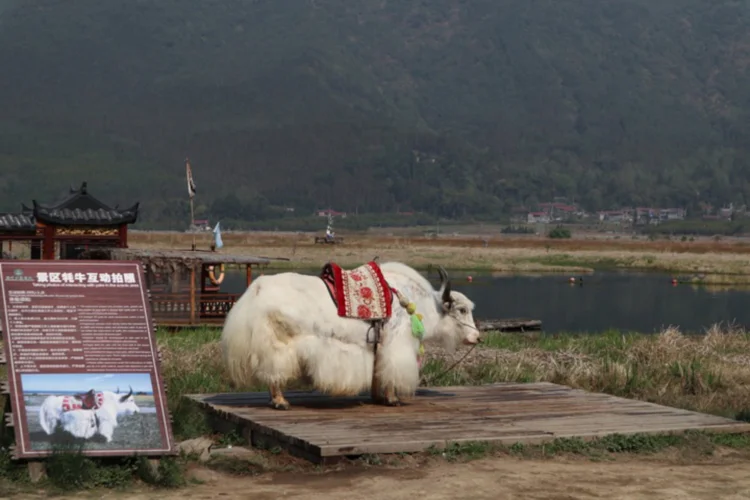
<box><xmin>149</xmin><ymin>292</ymin><xmax>240</xmax><ymax>326</ymax></box>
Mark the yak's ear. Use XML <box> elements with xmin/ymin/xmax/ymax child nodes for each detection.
<box><xmin>440</xmin><ymin>295</ymin><xmax>454</xmax><ymax>314</ymax></box>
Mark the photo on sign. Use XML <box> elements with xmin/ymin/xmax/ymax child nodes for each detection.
<box><xmin>20</xmin><ymin>372</ymin><xmax>163</xmax><ymax>452</ymax></box>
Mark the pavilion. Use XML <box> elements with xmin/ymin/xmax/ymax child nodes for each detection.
<box><xmin>0</xmin><ymin>181</ymin><xmax>138</xmax><ymax>260</ymax></box>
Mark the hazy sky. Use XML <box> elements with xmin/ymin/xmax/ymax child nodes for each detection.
<box><xmin>20</xmin><ymin>372</ymin><xmax>154</xmax><ymax>394</ymax></box>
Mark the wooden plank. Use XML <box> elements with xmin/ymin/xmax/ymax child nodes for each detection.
<box><xmin>186</xmin><ymin>383</ymin><xmax>750</xmax><ymax>463</ymax></box>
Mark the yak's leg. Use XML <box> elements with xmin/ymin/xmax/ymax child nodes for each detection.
<box><xmin>372</xmin><ymin>361</ymin><xmax>402</xmax><ymax>406</ymax></box>
<box><xmin>370</xmin><ymin>338</ymin><xmax>384</xmax><ymax>403</ymax></box>
<box><xmin>372</xmin><ymin>377</ymin><xmax>401</xmax><ymax>406</ymax></box>
<box><xmin>370</xmin><ymin>327</ymin><xmax>401</xmax><ymax>406</ymax></box>
<box><xmin>382</xmin><ymin>384</ymin><xmax>401</xmax><ymax>406</ymax></box>
<box><xmin>371</xmin><ymin>371</ymin><xmax>382</xmax><ymax>401</ymax></box>
<box><xmin>269</xmin><ymin>383</ymin><xmax>290</xmax><ymax>410</ymax></box>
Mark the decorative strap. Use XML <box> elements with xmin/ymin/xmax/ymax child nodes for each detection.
<box><xmin>391</xmin><ymin>288</ymin><xmax>426</xmax><ymax>368</ymax></box>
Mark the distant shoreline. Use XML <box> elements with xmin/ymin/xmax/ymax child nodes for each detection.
<box><xmin>127</xmin><ymin>230</ymin><xmax>750</xmax><ymax>279</ymax></box>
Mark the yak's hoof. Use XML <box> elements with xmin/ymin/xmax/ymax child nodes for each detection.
<box><xmin>375</xmin><ymin>396</ymin><xmax>401</xmax><ymax>407</ymax></box>
<box><xmin>271</xmin><ymin>401</ymin><xmax>290</xmax><ymax>410</ymax></box>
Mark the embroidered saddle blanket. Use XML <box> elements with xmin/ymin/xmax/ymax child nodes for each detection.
<box><xmin>62</xmin><ymin>390</ymin><xmax>104</xmax><ymax>412</ymax></box>
<box><xmin>320</xmin><ymin>261</ymin><xmax>393</xmax><ymax>321</ymax></box>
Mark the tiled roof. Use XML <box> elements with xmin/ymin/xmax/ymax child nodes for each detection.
<box><xmin>32</xmin><ymin>181</ymin><xmax>139</xmax><ymax>226</ymax></box>
<box><xmin>33</xmin><ymin>206</ymin><xmax>139</xmax><ymax>226</ymax></box>
<box><xmin>0</xmin><ymin>181</ymin><xmax>140</xmax><ymax>230</ymax></box>
<box><xmin>0</xmin><ymin>213</ymin><xmax>36</xmax><ymax>232</ymax></box>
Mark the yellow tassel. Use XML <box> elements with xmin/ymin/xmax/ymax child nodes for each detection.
<box><xmin>394</xmin><ymin>289</ymin><xmax>411</xmax><ymax>309</ymax></box>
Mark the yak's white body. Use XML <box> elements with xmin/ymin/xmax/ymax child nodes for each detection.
<box><xmin>221</xmin><ymin>262</ymin><xmax>479</xmax><ymax>401</ymax></box>
<box><xmin>58</xmin><ymin>409</ymin><xmax>99</xmax><ymax>440</ymax></box>
<box><xmin>38</xmin><ymin>390</ymin><xmax>140</xmax><ymax>441</ymax></box>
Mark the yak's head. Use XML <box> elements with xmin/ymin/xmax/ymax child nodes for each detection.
<box><xmin>117</xmin><ymin>386</ymin><xmax>140</xmax><ymax>415</ymax></box>
<box><xmin>431</xmin><ymin>266</ymin><xmax>481</xmax><ymax>351</ymax></box>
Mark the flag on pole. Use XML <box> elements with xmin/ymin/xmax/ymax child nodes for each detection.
<box><xmin>186</xmin><ymin>158</ymin><xmax>197</xmax><ymax>199</ymax></box>
<box><xmin>213</xmin><ymin>222</ymin><xmax>224</xmax><ymax>249</ymax></box>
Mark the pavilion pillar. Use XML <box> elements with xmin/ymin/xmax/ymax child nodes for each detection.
<box><xmin>42</xmin><ymin>225</ymin><xmax>55</xmax><ymax>260</ymax></box>
<box><xmin>189</xmin><ymin>266</ymin><xmax>197</xmax><ymax>325</ymax></box>
<box><xmin>200</xmin><ymin>264</ymin><xmax>208</xmax><ymax>294</ymax></box>
<box><xmin>118</xmin><ymin>224</ymin><xmax>128</xmax><ymax>248</ymax></box>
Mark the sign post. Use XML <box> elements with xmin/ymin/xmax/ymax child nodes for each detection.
<box><xmin>0</xmin><ymin>261</ymin><xmax>175</xmax><ymax>473</ymax></box>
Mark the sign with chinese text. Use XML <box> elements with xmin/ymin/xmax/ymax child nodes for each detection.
<box><xmin>0</xmin><ymin>261</ymin><xmax>175</xmax><ymax>459</ymax></box>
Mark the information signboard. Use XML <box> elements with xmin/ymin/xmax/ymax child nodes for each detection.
<box><xmin>0</xmin><ymin>261</ymin><xmax>175</xmax><ymax>459</ymax></box>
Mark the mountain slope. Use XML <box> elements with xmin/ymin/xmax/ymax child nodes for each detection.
<box><xmin>1</xmin><ymin>0</ymin><xmax>749</xmax><ymax>226</ymax></box>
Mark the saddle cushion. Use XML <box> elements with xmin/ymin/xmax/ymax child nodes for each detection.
<box><xmin>62</xmin><ymin>392</ymin><xmax>104</xmax><ymax>412</ymax></box>
<box><xmin>321</xmin><ymin>261</ymin><xmax>393</xmax><ymax>320</ymax></box>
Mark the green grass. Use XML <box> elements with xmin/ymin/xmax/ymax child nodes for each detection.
<box><xmin>426</xmin><ymin>430</ymin><xmax>750</xmax><ymax>463</ymax></box>
<box><xmin>0</xmin><ymin>444</ymin><xmax>187</xmax><ymax>497</ymax></box>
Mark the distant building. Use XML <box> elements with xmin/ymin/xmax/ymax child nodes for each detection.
<box><xmin>192</xmin><ymin>219</ymin><xmax>211</xmax><ymax>231</ymax></box>
<box><xmin>315</xmin><ymin>209</ymin><xmax>347</xmax><ymax>218</ymax></box>
<box><xmin>598</xmin><ymin>210</ymin><xmax>632</xmax><ymax>224</ymax></box>
<box><xmin>537</xmin><ymin>202</ymin><xmax>579</xmax><ymax>221</ymax></box>
<box><xmin>633</xmin><ymin>207</ymin><xmax>686</xmax><ymax>224</ymax></box>
<box><xmin>527</xmin><ymin>212</ymin><xmax>551</xmax><ymax>224</ymax></box>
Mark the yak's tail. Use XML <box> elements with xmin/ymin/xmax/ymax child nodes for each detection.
<box><xmin>38</xmin><ymin>398</ymin><xmax>59</xmax><ymax>435</ymax></box>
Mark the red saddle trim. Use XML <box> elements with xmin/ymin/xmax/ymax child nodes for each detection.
<box><xmin>320</xmin><ymin>261</ymin><xmax>393</xmax><ymax>320</ymax></box>
<box><xmin>61</xmin><ymin>391</ymin><xmax>104</xmax><ymax>412</ymax></box>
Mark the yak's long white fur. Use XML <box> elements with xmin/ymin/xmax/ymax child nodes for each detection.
<box><xmin>37</xmin><ymin>390</ymin><xmax>141</xmax><ymax>441</ymax></box>
<box><xmin>58</xmin><ymin>409</ymin><xmax>99</xmax><ymax>440</ymax></box>
<box><xmin>221</xmin><ymin>261</ymin><xmax>478</xmax><ymax>399</ymax></box>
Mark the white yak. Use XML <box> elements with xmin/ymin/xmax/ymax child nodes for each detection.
<box><xmin>38</xmin><ymin>387</ymin><xmax>141</xmax><ymax>441</ymax></box>
<box><xmin>221</xmin><ymin>262</ymin><xmax>481</xmax><ymax>409</ymax></box>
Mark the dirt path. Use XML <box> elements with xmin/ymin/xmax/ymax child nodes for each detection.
<box><xmin>30</xmin><ymin>455</ymin><xmax>750</xmax><ymax>500</ymax></box>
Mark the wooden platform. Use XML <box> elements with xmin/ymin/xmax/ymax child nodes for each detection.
<box><xmin>186</xmin><ymin>382</ymin><xmax>750</xmax><ymax>463</ymax></box>
<box><xmin>477</xmin><ymin>318</ymin><xmax>542</xmax><ymax>332</ymax></box>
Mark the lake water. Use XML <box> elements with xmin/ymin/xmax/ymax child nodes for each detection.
<box><xmin>218</xmin><ymin>268</ymin><xmax>750</xmax><ymax>334</ymax></box>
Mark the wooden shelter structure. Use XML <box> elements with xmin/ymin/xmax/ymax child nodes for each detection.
<box><xmin>0</xmin><ymin>181</ymin><xmax>138</xmax><ymax>260</ymax></box>
<box><xmin>91</xmin><ymin>248</ymin><xmax>271</xmax><ymax>327</ymax></box>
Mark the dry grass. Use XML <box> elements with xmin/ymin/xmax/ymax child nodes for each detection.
<box><xmin>129</xmin><ymin>230</ymin><xmax>750</xmax><ymax>275</ymax></box>
<box><xmin>423</xmin><ymin>324</ymin><xmax>750</xmax><ymax>418</ymax></box>
<box><xmin>131</xmin><ymin>230</ymin><xmax>750</xmax><ymax>254</ymax></box>
<box><xmin>156</xmin><ymin>324</ymin><xmax>750</xmax><ymax>441</ymax></box>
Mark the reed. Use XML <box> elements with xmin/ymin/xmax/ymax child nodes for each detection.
<box><xmin>423</xmin><ymin>324</ymin><xmax>750</xmax><ymax>419</ymax></box>
<box><xmin>156</xmin><ymin>323</ymin><xmax>750</xmax><ymax>440</ymax></box>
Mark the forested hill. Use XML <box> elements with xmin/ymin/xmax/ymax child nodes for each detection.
<box><xmin>1</xmin><ymin>0</ymin><xmax>750</xmax><ymax>228</ymax></box>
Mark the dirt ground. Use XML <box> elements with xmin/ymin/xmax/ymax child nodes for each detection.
<box><xmin>21</xmin><ymin>453</ymin><xmax>750</xmax><ymax>500</ymax></box>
